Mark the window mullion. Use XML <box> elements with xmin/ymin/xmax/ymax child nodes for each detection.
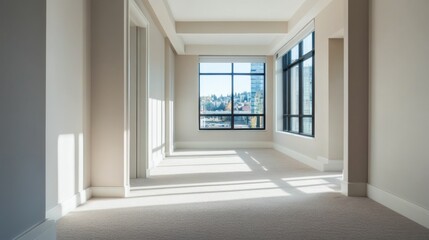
<box><xmin>299</xmin><ymin>42</ymin><xmax>303</xmax><ymax>134</ymax></box>
<box><xmin>231</xmin><ymin>63</ymin><xmax>234</xmax><ymax>129</ymax></box>
<box><xmin>199</xmin><ymin>61</ymin><xmax>265</xmax><ymax>130</ymax></box>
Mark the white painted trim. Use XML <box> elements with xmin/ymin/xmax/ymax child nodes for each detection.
<box><xmin>317</xmin><ymin>156</ymin><xmax>344</xmax><ymax>172</ymax></box>
<box><xmin>14</xmin><ymin>220</ymin><xmax>56</xmax><ymax>240</ymax></box>
<box><xmin>91</xmin><ymin>186</ymin><xmax>130</xmax><ymax>198</ymax></box>
<box><xmin>275</xmin><ymin>20</ymin><xmax>315</xmax><ymax>58</ymax></box>
<box><xmin>176</xmin><ymin>21</ymin><xmax>288</xmax><ymax>34</ymax></box>
<box><xmin>130</xmin><ymin>0</ymin><xmax>149</xmax><ymax>27</ymax></box>
<box><xmin>46</xmin><ymin>188</ymin><xmax>92</xmax><ymax>221</ymax></box>
<box><xmin>270</xmin><ymin>0</ymin><xmax>332</xmax><ymax>55</ymax></box>
<box><xmin>185</xmin><ymin>45</ymin><xmax>270</xmax><ymax>56</ymax></box>
<box><xmin>146</xmin><ymin>0</ymin><xmax>185</xmax><ymax>54</ymax></box>
<box><xmin>341</xmin><ymin>181</ymin><xmax>367</xmax><ymax>197</ymax></box>
<box><xmin>273</xmin><ymin>143</ymin><xmax>323</xmax><ymax>171</ymax></box>
<box><xmin>175</xmin><ymin>141</ymin><xmax>273</xmax><ymax>150</ymax></box>
<box><xmin>368</xmin><ymin>184</ymin><xmax>429</xmax><ymax>229</ymax></box>
<box><xmin>199</xmin><ymin>56</ymin><xmax>267</xmax><ymax>63</ymax></box>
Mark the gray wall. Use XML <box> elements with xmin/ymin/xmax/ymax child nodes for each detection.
<box><xmin>369</xmin><ymin>0</ymin><xmax>429</xmax><ymax>210</ymax></box>
<box><xmin>0</xmin><ymin>0</ymin><xmax>47</xmax><ymax>239</ymax></box>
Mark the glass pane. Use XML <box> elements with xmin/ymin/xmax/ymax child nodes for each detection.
<box><xmin>200</xmin><ymin>63</ymin><xmax>232</xmax><ymax>73</ymax></box>
<box><xmin>200</xmin><ymin>116</ymin><xmax>231</xmax><ymax>129</ymax></box>
<box><xmin>302</xmin><ymin>33</ymin><xmax>313</xmax><ymax>55</ymax></box>
<box><xmin>234</xmin><ymin>75</ymin><xmax>264</xmax><ymax>114</ymax></box>
<box><xmin>200</xmin><ymin>75</ymin><xmax>232</xmax><ymax>114</ymax></box>
<box><xmin>234</xmin><ymin>63</ymin><xmax>264</xmax><ymax>74</ymax></box>
<box><xmin>302</xmin><ymin>117</ymin><xmax>313</xmax><ymax>135</ymax></box>
<box><xmin>234</xmin><ymin>116</ymin><xmax>264</xmax><ymax>129</ymax></box>
<box><xmin>290</xmin><ymin>45</ymin><xmax>299</xmax><ymax>63</ymax></box>
<box><xmin>290</xmin><ymin>65</ymin><xmax>299</xmax><ymax>115</ymax></box>
<box><xmin>283</xmin><ymin>116</ymin><xmax>289</xmax><ymax>131</ymax></box>
<box><xmin>302</xmin><ymin>57</ymin><xmax>313</xmax><ymax>115</ymax></box>
<box><xmin>290</xmin><ymin>117</ymin><xmax>299</xmax><ymax>132</ymax></box>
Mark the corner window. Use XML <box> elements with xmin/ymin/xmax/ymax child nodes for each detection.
<box><xmin>283</xmin><ymin>32</ymin><xmax>314</xmax><ymax>136</ymax></box>
<box><xmin>199</xmin><ymin>61</ymin><xmax>265</xmax><ymax>130</ymax></box>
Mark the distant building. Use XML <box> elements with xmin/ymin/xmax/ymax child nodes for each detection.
<box><xmin>250</xmin><ymin>63</ymin><xmax>264</xmax><ymax>127</ymax></box>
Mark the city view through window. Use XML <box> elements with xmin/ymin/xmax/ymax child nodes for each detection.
<box><xmin>199</xmin><ymin>62</ymin><xmax>265</xmax><ymax>129</ymax></box>
<box><xmin>283</xmin><ymin>32</ymin><xmax>314</xmax><ymax>136</ymax></box>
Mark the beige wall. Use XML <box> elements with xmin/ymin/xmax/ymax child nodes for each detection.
<box><xmin>91</xmin><ymin>0</ymin><xmax>127</xmax><ymax>188</ymax></box>
<box><xmin>174</xmin><ymin>55</ymin><xmax>273</xmax><ymax>145</ymax></box>
<box><xmin>46</xmin><ymin>0</ymin><xmax>91</xmax><ymax>216</ymax></box>
<box><xmin>328</xmin><ymin>39</ymin><xmax>344</xmax><ymax>161</ymax></box>
<box><xmin>273</xmin><ymin>0</ymin><xmax>344</xmax><ymax>162</ymax></box>
<box><xmin>369</xmin><ymin>0</ymin><xmax>429</xmax><ymax>210</ymax></box>
<box><xmin>90</xmin><ymin>0</ymin><xmax>168</xmax><ymax>184</ymax></box>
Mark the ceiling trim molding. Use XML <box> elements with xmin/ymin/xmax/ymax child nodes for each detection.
<box><xmin>176</xmin><ymin>21</ymin><xmax>288</xmax><ymax>34</ymax></box>
<box><xmin>146</xmin><ymin>0</ymin><xmax>185</xmax><ymax>54</ymax></box>
<box><xmin>185</xmin><ymin>45</ymin><xmax>270</xmax><ymax>56</ymax></box>
<box><xmin>269</xmin><ymin>0</ymin><xmax>333</xmax><ymax>55</ymax></box>
<box><xmin>130</xmin><ymin>0</ymin><xmax>149</xmax><ymax>28</ymax></box>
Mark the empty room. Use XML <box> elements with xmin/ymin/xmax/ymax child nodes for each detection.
<box><xmin>1</xmin><ymin>0</ymin><xmax>428</xmax><ymax>239</ymax></box>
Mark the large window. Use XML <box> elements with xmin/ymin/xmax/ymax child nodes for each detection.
<box><xmin>283</xmin><ymin>32</ymin><xmax>314</xmax><ymax>136</ymax></box>
<box><xmin>199</xmin><ymin>61</ymin><xmax>265</xmax><ymax>130</ymax></box>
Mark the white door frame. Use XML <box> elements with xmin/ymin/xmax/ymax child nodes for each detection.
<box><xmin>128</xmin><ymin>0</ymin><xmax>150</xmax><ymax>182</ymax></box>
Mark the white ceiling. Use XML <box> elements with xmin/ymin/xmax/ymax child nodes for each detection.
<box><xmin>165</xmin><ymin>0</ymin><xmax>304</xmax><ymax>21</ymax></box>
<box><xmin>146</xmin><ymin>0</ymin><xmax>329</xmax><ymax>55</ymax></box>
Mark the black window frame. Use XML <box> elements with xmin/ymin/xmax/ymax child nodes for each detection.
<box><xmin>199</xmin><ymin>62</ymin><xmax>266</xmax><ymax>130</ymax></box>
<box><xmin>282</xmin><ymin>32</ymin><xmax>315</xmax><ymax>137</ymax></box>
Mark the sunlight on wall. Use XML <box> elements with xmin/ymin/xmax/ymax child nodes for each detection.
<box><xmin>57</xmin><ymin>133</ymin><xmax>88</xmax><ymax>210</ymax></box>
<box><xmin>78</xmin><ymin>133</ymin><xmax>84</xmax><ymax>191</ymax></box>
<box><xmin>149</xmin><ymin>98</ymin><xmax>166</xmax><ymax>169</ymax></box>
<box><xmin>58</xmin><ymin>134</ymin><xmax>76</xmax><ymax>203</ymax></box>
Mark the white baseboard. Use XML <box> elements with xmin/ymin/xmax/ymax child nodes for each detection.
<box><xmin>341</xmin><ymin>181</ymin><xmax>367</xmax><ymax>197</ymax></box>
<box><xmin>175</xmin><ymin>141</ymin><xmax>273</xmax><ymax>149</ymax></box>
<box><xmin>317</xmin><ymin>156</ymin><xmax>344</xmax><ymax>172</ymax></box>
<box><xmin>14</xmin><ymin>220</ymin><xmax>56</xmax><ymax>240</ymax></box>
<box><xmin>91</xmin><ymin>186</ymin><xmax>130</xmax><ymax>198</ymax></box>
<box><xmin>368</xmin><ymin>184</ymin><xmax>429</xmax><ymax>229</ymax></box>
<box><xmin>273</xmin><ymin>143</ymin><xmax>323</xmax><ymax>171</ymax></box>
<box><xmin>46</xmin><ymin>188</ymin><xmax>92</xmax><ymax>221</ymax></box>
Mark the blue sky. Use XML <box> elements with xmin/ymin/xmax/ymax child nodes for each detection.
<box><xmin>199</xmin><ymin>63</ymin><xmax>256</xmax><ymax>97</ymax></box>
<box><xmin>200</xmin><ymin>75</ymin><xmax>251</xmax><ymax>97</ymax></box>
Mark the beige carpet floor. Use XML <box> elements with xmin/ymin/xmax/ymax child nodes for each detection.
<box><xmin>57</xmin><ymin>149</ymin><xmax>429</xmax><ymax>240</ymax></box>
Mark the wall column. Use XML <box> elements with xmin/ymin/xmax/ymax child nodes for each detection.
<box><xmin>91</xmin><ymin>0</ymin><xmax>129</xmax><ymax>197</ymax></box>
<box><xmin>342</xmin><ymin>0</ymin><xmax>369</xmax><ymax>196</ymax></box>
